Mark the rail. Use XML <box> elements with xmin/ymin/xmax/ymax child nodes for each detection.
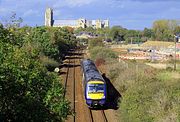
<box><xmin>63</xmin><ymin>59</ymin><xmax>70</xmax><ymax>99</ymax></box>
<box><xmin>89</xmin><ymin>108</ymin><xmax>108</xmax><ymax>122</ymax></box>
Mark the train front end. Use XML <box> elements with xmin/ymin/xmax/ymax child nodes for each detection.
<box><xmin>85</xmin><ymin>80</ymin><xmax>106</xmax><ymax>108</ymax></box>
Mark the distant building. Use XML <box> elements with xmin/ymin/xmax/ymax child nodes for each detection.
<box><xmin>45</xmin><ymin>8</ymin><xmax>109</xmax><ymax>29</ymax></box>
<box><xmin>45</xmin><ymin>8</ymin><xmax>53</xmax><ymax>27</ymax></box>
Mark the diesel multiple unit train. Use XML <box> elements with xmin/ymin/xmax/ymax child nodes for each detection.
<box><xmin>81</xmin><ymin>59</ymin><xmax>107</xmax><ymax>108</ymax></box>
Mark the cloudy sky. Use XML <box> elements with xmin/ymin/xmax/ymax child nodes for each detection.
<box><xmin>0</xmin><ymin>0</ymin><xmax>180</xmax><ymax>30</ymax></box>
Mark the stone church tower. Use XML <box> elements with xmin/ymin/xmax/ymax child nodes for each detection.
<box><xmin>45</xmin><ymin>8</ymin><xmax>53</xmax><ymax>26</ymax></box>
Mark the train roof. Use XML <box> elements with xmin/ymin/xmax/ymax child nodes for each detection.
<box><xmin>81</xmin><ymin>59</ymin><xmax>104</xmax><ymax>82</ymax></box>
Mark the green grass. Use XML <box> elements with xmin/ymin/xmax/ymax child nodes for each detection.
<box><xmin>157</xmin><ymin>71</ymin><xmax>172</xmax><ymax>81</ymax></box>
<box><xmin>106</xmin><ymin>61</ymin><xmax>180</xmax><ymax>122</ymax></box>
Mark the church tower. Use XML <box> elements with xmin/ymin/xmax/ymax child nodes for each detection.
<box><xmin>45</xmin><ymin>8</ymin><xmax>53</xmax><ymax>26</ymax></box>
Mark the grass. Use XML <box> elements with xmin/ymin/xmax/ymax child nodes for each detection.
<box><xmin>88</xmin><ymin>44</ymin><xmax>180</xmax><ymax>121</ymax></box>
<box><xmin>157</xmin><ymin>71</ymin><xmax>172</xmax><ymax>81</ymax></box>
<box><xmin>105</xmin><ymin>60</ymin><xmax>180</xmax><ymax>122</ymax></box>
<box><xmin>141</xmin><ymin>41</ymin><xmax>174</xmax><ymax>48</ymax></box>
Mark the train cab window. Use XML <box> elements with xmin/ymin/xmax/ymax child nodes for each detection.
<box><xmin>87</xmin><ymin>84</ymin><xmax>104</xmax><ymax>93</ymax></box>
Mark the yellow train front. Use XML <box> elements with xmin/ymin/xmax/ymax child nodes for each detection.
<box><xmin>81</xmin><ymin>59</ymin><xmax>107</xmax><ymax>108</ymax></box>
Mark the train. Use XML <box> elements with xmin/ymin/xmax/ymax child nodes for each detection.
<box><xmin>81</xmin><ymin>59</ymin><xmax>107</xmax><ymax>108</ymax></box>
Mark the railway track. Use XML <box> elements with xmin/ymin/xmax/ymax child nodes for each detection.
<box><xmin>63</xmin><ymin>59</ymin><xmax>70</xmax><ymax>99</ymax></box>
<box><xmin>63</xmin><ymin>50</ymin><xmax>78</xmax><ymax>122</ymax></box>
<box><xmin>73</xmin><ymin>56</ymin><xmax>76</xmax><ymax>122</ymax></box>
<box><xmin>89</xmin><ymin>109</ymin><xmax>108</xmax><ymax>122</ymax></box>
<box><xmin>63</xmin><ymin>48</ymin><xmax>111</xmax><ymax>122</ymax></box>
<box><xmin>101</xmin><ymin>110</ymin><xmax>108</xmax><ymax>122</ymax></box>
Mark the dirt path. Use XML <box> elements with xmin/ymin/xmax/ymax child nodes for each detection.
<box><xmin>61</xmin><ymin>49</ymin><xmax>120</xmax><ymax>122</ymax></box>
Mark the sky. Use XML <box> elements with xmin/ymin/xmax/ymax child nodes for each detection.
<box><xmin>0</xmin><ymin>0</ymin><xmax>180</xmax><ymax>30</ymax></box>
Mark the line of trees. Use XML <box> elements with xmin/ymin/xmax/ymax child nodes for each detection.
<box><xmin>74</xmin><ymin>19</ymin><xmax>180</xmax><ymax>43</ymax></box>
<box><xmin>0</xmin><ymin>17</ymin><xmax>77</xmax><ymax>121</ymax></box>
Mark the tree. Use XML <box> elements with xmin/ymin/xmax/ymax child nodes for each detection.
<box><xmin>5</xmin><ymin>12</ymin><xmax>23</xmax><ymax>29</ymax></box>
<box><xmin>124</xmin><ymin>29</ymin><xmax>142</xmax><ymax>44</ymax></box>
<box><xmin>174</xmin><ymin>26</ymin><xmax>180</xmax><ymax>35</ymax></box>
<box><xmin>152</xmin><ymin>19</ymin><xmax>179</xmax><ymax>41</ymax></box>
<box><xmin>143</xmin><ymin>28</ymin><xmax>154</xmax><ymax>39</ymax></box>
<box><xmin>141</xmin><ymin>28</ymin><xmax>155</xmax><ymax>42</ymax></box>
<box><xmin>88</xmin><ymin>38</ymin><xmax>104</xmax><ymax>49</ymax></box>
<box><xmin>0</xmin><ymin>24</ymin><xmax>74</xmax><ymax>121</ymax></box>
<box><xmin>109</xmin><ymin>26</ymin><xmax>126</xmax><ymax>43</ymax></box>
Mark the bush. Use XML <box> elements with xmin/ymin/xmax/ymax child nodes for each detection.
<box><xmin>90</xmin><ymin>46</ymin><xmax>118</xmax><ymax>61</ymax></box>
<box><xmin>120</xmin><ymin>77</ymin><xmax>162</xmax><ymax>122</ymax></box>
<box><xmin>106</xmin><ymin>61</ymin><xmax>180</xmax><ymax>122</ymax></box>
<box><xmin>88</xmin><ymin>38</ymin><xmax>104</xmax><ymax>49</ymax></box>
<box><xmin>39</xmin><ymin>55</ymin><xmax>59</xmax><ymax>71</ymax></box>
<box><xmin>0</xmin><ymin>25</ymin><xmax>73</xmax><ymax>121</ymax></box>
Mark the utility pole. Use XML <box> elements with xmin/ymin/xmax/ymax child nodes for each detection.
<box><xmin>174</xmin><ymin>34</ymin><xmax>179</xmax><ymax>70</ymax></box>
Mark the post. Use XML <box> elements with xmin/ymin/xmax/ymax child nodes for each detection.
<box><xmin>174</xmin><ymin>36</ymin><xmax>177</xmax><ymax>70</ymax></box>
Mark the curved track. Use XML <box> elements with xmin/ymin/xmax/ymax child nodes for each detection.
<box><xmin>62</xmin><ymin>48</ymin><xmax>118</xmax><ymax>122</ymax></box>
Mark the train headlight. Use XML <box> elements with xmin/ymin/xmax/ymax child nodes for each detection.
<box><xmin>86</xmin><ymin>99</ymin><xmax>92</xmax><ymax>105</ymax></box>
<box><xmin>99</xmin><ymin>99</ymin><xmax>106</xmax><ymax>105</ymax></box>
<box><xmin>102</xmin><ymin>95</ymin><xmax>105</xmax><ymax>99</ymax></box>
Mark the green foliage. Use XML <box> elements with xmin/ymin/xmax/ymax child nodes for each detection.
<box><xmin>90</xmin><ymin>46</ymin><xmax>118</xmax><ymax>61</ymax></box>
<box><xmin>0</xmin><ymin>24</ymin><xmax>75</xmax><ymax>121</ymax></box>
<box><xmin>174</xmin><ymin>26</ymin><xmax>180</xmax><ymax>35</ymax></box>
<box><xmin>109</xmin><ymin>26</ymin><xmax>126</xmax><ymax>43</ymax></box>
<box><xmin>74</xmin><ymin>27</ymin><xmax>110</xmax><ymax>36</ymax></box>
<box><xmin>106</xmin><ymin>61</ymin><xmax>180</xmax><ymax>122</ymax></box>
<box><xmin>74</xmin><ymin>27</ymin><xmax>95</xmax><ymax>34</ymax></box>
<box><xmin>39</xmin><ymin>55</ymin><xmax>59</xmax><ymax>71</ymax></box>
<box><xmin>24</xmin><ymin>26</ymin><xmax>77</xmax><ymax>62</ymax></box>
<box><xmin>0</xmin><ymin>24</ymin><xmax>23</xmax><ymax>46</ymax></box>
<box><xmin>120</xmin><ymin>76</ymin><xmax>162</xmax><ymax>122</ymax></box>
<box><xmin>152</xmin><ymin>20</ymin><xmax>178</xmax><ymax>41</ymax></box>
<box><xmin>143</xmin><ymin>28</ymin><xmax>154</xmax><ymax>38</ymax></box>
<box><xmin>124</xmin><ymin>30</ymin><xmax>142</xmax><ymax>44</ymax></box>
<box><xmin>75</xmin><ymin>19</ymin><xmax>179</xmax><ymax>45</ymax></box>
<box><xmin>88</xmin><ymin>38</ymin><xmax>104</xmax><ymax>49</ymax></box>
<box><xmin>157</xmin><ymin>71</ymin><xmax>172</xmax><ymax>81</ymax></box>
<box><xmin>44</xmin><ymin>75</ymin><xmax>72</xmax><ymax>120</ymax></box>
<box><xmin>0</xmin><ymin>43</ymin><xmax>70</xmax><ymax>121</ymax></box>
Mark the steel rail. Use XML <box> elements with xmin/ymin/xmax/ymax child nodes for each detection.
<box><xmin>63</xmin><ymin>59</ymin><xmax>70</xmax><ymax>99</ymax></box>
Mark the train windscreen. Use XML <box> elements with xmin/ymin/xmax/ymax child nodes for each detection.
<box><xmin>87</xmin><ymin>84</ymin><xmax>104</xmax><ymax>93</ymax></box>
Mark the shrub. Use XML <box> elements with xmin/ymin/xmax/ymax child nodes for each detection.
<box><xmin>88</xmin><ymin>38</ymin><xmax>104</xmax><ymax>49</ymax></box>
<box><xmin>109</xmin><ymin>62</ymin><xmax>180</xmax><ymax>122</ymax></box>
<box><xmin>90</xmin><ymin>46</ymin><xmax>118</xmax><ymax>61</ymax></box>
<box><xmin>0</xmin><ymin>25</ymin><xmax>73</xmax><ymax>121</ymax></box>
<box><xmin>39</xmin><ymin>55</ymin><xmax>59</xmax><ymax>71</ymax></box>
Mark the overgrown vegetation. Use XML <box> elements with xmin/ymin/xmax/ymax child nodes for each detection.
<box><xmin>88</xmin><ymin>37</ymin><xmax>118</xmax><ymax>63</ymax></box>
<box><xmin>88</xmin><ymin>38</ymin><xmax>104</xmax><ymax>49</ymax></box>
<box><xmin>0</xmin><ymin>20</ymin><xmax>76</xmax><ymax>121</ymax></box>
<box><xmin>106</xmin><ymin>60</ymin><xmax>180</xmax><ymax>122</ymax></box>
<box><xmin>90</xmin><ymin>46</ymin><xmax>118</xmax><ymax>61</ymax></box>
